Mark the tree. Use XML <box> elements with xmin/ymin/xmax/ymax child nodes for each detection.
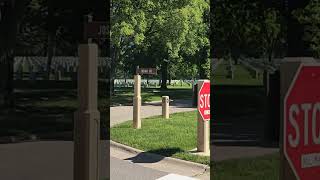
<box><xmin>0</xmin><ymin>0</ymin><xmax>31</xmax><ymax>108</ymax></box>
<box><xmin>258</xmin><ymin>8</ymin><xmax>286</xmax><ymax>62</ymax></box>
<box><xmin>111</xmin><ymin>0</ymin><xmax>209</xmax><ymax>90</ymax></box>
<box><xmin>212</xmin><ymin>0</ymin><xmax>285</xmax><ymax>62</ymax></box>
<box><xmin>293</xmin><ymin>0</ymin><xmax>320</xmax><ymax>58</ymax></box>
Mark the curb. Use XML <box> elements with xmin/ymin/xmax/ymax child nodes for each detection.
<box><xmin>110</xmin><ymin>140</ymin><xmax>210</xmax><ymax>171</ymax></box>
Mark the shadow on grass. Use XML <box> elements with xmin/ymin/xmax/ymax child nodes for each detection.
<box><xmin>125</xmin><ymin>147</ymin><xmax>184</xmax><ymax>163</ymax></box>
<box><xmin>0</xmin><ymin>89</ymin><xmax>110</xmax><ymax>142</ymax></box>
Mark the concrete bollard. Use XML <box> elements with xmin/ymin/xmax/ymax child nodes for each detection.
<box><xmin>133</xmin><ymin>75</ymin><xmax>141</xmax><ymax>129</ymax></box>
<box><xmin>162</xmin><ymin>96</ymin><xmax>169</xmax><ymax>119</ymax></box>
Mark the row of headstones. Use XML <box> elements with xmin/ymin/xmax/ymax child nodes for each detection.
<box><xmin>13</xmin><ymin>57</ymin><xmax>110</xmax><ymax>80</ymax></box>
<box><xmin>14</xmin><ymin>65</ymin><xmax>108</xmax><ymax>81</ymax></box>
<box><xmin>222</xmin><ymin>58</ymin><xmax>283</xmax><ymax>80</ymax></box>
<box><xmin>13</xmin><ymin>57</ymin><xmax>110</xmax><ymax>73</ymax></box>
<box><xmin>238</xmin><ymin>59</ymin><xmax>261</xmax><ymax>79</ymax></box>
<box><xmin>226</xmin><ymin>59</ymin><xmax>235</xmax><ymax>79</ymax></box>
<box><xmin>114</xmin><ymin>79</ymin><xmax>192</xmax><ymax>88</ymax></box>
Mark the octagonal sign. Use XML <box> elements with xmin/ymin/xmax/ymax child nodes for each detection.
<box><xmin>284</xmin><ymin>64</ymin><xmax>320</xmax><ymax>180</ymax></box>
<box><xmin>198</xmin><ymin>81</ymin><xmax>210</xmax><ymax>121</ymax></box>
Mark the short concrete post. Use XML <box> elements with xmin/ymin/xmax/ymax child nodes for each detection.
<box><xmin>162</xmin><ymin>96</ymin><xmax>169</xmax><ymax>119</ymax></box>
<box><xmin>133</xmin><ymin>75</ymin><xmax>141</xmax><ymax>129</ymax></box>
<box><xmin>74</xmin><ymin>44</ymin><xmax>100</xmax><ymax>180</ymax></box>
<box><xmin>197</xmin><ymin>80</ymin><xmax>210</xmax><ymax>155</ymax></box>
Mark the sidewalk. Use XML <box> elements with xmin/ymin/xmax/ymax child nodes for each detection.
<box><xmin>110</xmin><ymin>99</ymin><xmax>195</xmax><ymax>127</ymax></box>
<box><xmin>0</xmin><ymin>141</ymin><xmax>108</xmax><ymax>180</ymax></box>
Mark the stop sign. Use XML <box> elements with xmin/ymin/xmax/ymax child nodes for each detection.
<box><xmin>198</xmin><ymin>81</ymin><xmax>210</xmax><ymax>121</ymax></box>
<box><xmin>284</xmin><ymin>64</ymin><xmax>320</xmax><ymax>180</ymax></box>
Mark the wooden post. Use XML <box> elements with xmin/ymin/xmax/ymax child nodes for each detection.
<box><xmin>133</xmin><ymin>74</ymin><xmax>141</xmax><ymax>129</ymax></box>
<box><xmin>74</xmin><ymin>43</ymin><xmax>100</xmax><ymax>180</ymax></box>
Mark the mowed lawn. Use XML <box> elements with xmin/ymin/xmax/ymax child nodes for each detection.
<box><xmin>213</xmin><ymin>61</ymin><xmax>263</xmax><ymax>86</ymax></box>
<box><xmin>111</xmin><ymin>111</ymin><xmax>210</xmax><ymax>165</ymax></box>
<box><xmin>112</xmin><ymin>86</ymin><xmax>193</xmax><ymax>105</ymax></box>
<box><xmin>211</xmin><ymin>153</ymin><xmax>279</xmax><ymax>180</ymax></box>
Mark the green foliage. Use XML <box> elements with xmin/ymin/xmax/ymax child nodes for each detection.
<box><xmin>212</xmin><ymin>0</ymin><xmax>285</xmax><ymax>62</ymax></box>
<box><xmin>293</xmin><ymin>0</ymin><xmax>320</xmax><ymax>58</ymax></box>
<box><xmin>111</xmin><ymin>0</ymin><xmax>209</xmax><ymax>78</ymax></box>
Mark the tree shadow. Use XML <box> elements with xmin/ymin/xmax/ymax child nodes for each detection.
<box><xmin>124</xmin><ymin>147</ymin><xmax>184</xmax><ymax>163</ymax></box>
<box><xmin>0</xmin><ymin>89</ymin><xmax>110</xmax><ymax>142</ymax></box>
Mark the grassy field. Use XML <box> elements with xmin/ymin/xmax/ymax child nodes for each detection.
<box><xmin>0</xmin><ymin>89</ymin><xmax>109</xmax><ymax>140</ymax></box>
<box><xmin>213</xmin><ymin>61</ymin><xmax>263</xmax><ymax>86</ymax></box>
<box><xmin>211</xmin><ymin>153</ymin><xmax>279</xmax><ymax>180</ymax></box>
<box><xmin>112</xmin><ymin>86</ymin><xmax>193</xmax><ymax>105</ymax></box>
<box><xmin>111</xmin><ymin>111</ymin><xmax>210</xmax><ymax>165</ymax></box>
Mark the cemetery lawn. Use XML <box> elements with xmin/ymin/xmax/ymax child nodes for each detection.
<box><xmin>0</xmin><ymin>89</ymin><xmax>109</xmax><ymax>141</ymax></box>
<box><xmin>213</xmin><ymin>61</ymin><xmax>263</xmax><ymax>86</ymax></box>
<box><xmin>110</xmin><ymin>111</ymin><xmax>210</xmax><ymax>165</ymax></box>
<box><xmin>112</xmin><ymin>87</ymin><xmax>193</xmax><ymax>105</ymax></box>
<box><xmin>211</xmin><ymin>153</ymin><xmax>279</xmax><ymax>180</ymax></box>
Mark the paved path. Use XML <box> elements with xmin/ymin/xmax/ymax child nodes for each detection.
<box><xmin>0</xmin><ymin>141</ymin><xmax>110</xmax><ymax>180</ymax></box>
<box><xmin>111</xmin><ymin>157</ymin><xmax>168</xmax><ymax>180</ymax></box>
<box><xmin>110</xmin><ymin>99</ymin><xmax>195</xmax><ymax>127</ymax></box>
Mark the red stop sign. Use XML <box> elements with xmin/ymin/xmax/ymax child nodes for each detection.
<box><xmin>198</xmin><ymin>81</ymin><xmax>210</xmax><ymax>121</ymax></box>
<box><xmin>284</xmin><ymin>64</ymin><xmax>320</xmax><ymax>180</ymax></box>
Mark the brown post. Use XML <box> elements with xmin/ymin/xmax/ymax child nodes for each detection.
<box><xmin>74</xmin><ymin>44</ymin><xmax>100</xmax><ymax>180</ymax></box>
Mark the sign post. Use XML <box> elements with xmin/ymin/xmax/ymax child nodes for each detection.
<box><xmin>281</xmin><ymin>58</ymin><xmax>320</xmax><ymax>180</ymax></box>
<box><xmin>74</xmin><ymin>44</ymin><xmax>100</xmax><ymax>180</ymax></box>
<box><xmin>133</xmin><ymin>74</ymin><xmax>141</xmax><ymax>129</ymax></box>
<box><xmin>73</xmin><ymin>15</ymin><xmax>104</xmax><ymax>180</ymax></box>
<box><xmin>197</xmin><ymin>80</ymin><xmax>210</xmax><ymax>155</ymax></box>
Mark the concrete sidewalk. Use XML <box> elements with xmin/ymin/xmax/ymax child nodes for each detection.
<box><xmin>0</xmin><ymin>141</ymin><xmax>109</xmax><ymax>180</ymax></box>
<box><xmin>110</xmin><ymin>99</ymin><xmax>195</xmax><ymax>127</ymax></box>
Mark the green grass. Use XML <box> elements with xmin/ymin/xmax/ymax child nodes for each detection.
<box><xmin>213</xmin><ymin>61</ymin><xmax>263</xmax><ymax>86</ymax></box>
<box><xmin>0</xmin><ymin>89</ymin><xmax>109</xmax><ymax>140</ymax></box>
<box><xmin>211</xmin><ymin>153</ymin><xmax>279</xmax><ymax>180</ymax></box>
<box><xmin>110</xmin><ymin>111</ymin><xmax>209</xmax><ymax>165</ymax></box>
<box><xmin>112</xmin><ymin>87</ymin><xmax>192</xmax><ymax>105</ymax></box>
